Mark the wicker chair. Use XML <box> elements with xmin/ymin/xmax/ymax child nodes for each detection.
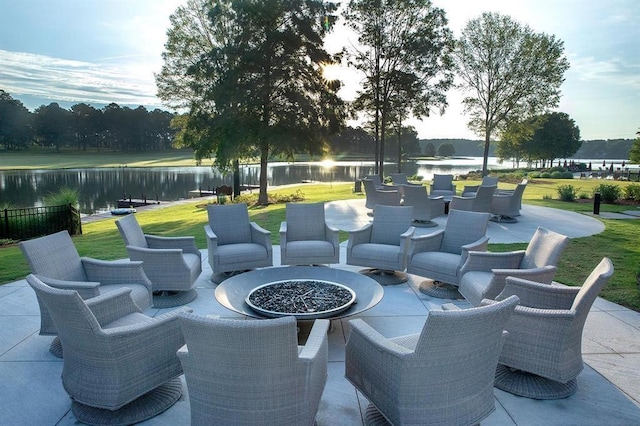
<box><xmin>429</xmin><ymin>174</ymin><xmax>456</xmax><ymax>198</ymax></box>
<box><xmin>461</xmin><ymin>176</ymin><xmax>499</xmax><ymax>197</ymax></box>
<box><xmin>407</xmin><ymin>209</ymin><xmax>490</xmax><ymax>299</ymax></box>
<box><xmin>449</xmin><ymin>185</ymin><xmax>497</xmax><ymax>213</ymax></box>
<box><xmin>490</xmin><ymin>258</ymin><xmax>614</xmax><ymax>399</ymax></box>
<box><xmin>26</xmin><ymin>274</ymin><xmax>190</xmax><ymax>425</ymax></box>
<box><xmin>346</xmin><ymin>205</ymin><xmax>415</xmax><ymax>285</ymax></box>
<box><xmin>458</xmin><ymin>226</ymin><xmax>569</xmax><ymax>306</ymax></box>
<box><xmin>490</xmin><ymin>180</ymin><xmax>528</xmax><ymax>222</ymax></box>
<box><xmin>365</xmin><ymin>174</ymin><xmax>385</xmax><ymax>189</ymax></box>
<box><xmin>178</xmin><ymin>314</ymin><xmax>329</xmax><ymax>426</ymax></box>
<box><xmin>398</xmin><ymin>184</ymin><xmax>445</xmax><ymax>227</ymax></box>
<box><xmin>19</xmin><ymin>230</ymin><xmax>152</xmax><ymax>357</ymax></box>
<box><xmin>205</xmin><ymin>203</ymin><xmax>272</xmax><ymax>280</ymax></box>
<box><xmin>390</xmin><ymin>173</ymin><xmax>420</xmax><ymax>186</ymax></box>
<box><xmin>345</xmin><ymin>295</ymin><xmax>519</xmax><ymax>426</ymax></box>
<box><xmin>280</xmin><ymin>202</ymin><xmax>340</xmax><ymax>265</ymax></box>
<box><xmin>363</xmin><ymin>179</ymin><xmax>401</xmax><ymax>212</ymax></box>
<box><xmin>115</xmin><ymin>214</ymin><xmax>201</xmax><ymax>307</ymax></box>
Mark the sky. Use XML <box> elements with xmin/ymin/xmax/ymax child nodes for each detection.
<box><xmin>0</xmin><ymin>0</ymin><xmax>638</xmax><ymax>141</ymax></box>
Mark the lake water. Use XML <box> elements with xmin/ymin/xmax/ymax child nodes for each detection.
<box><xmin>0</xmin><ymin>157</ymin><xmax>628</xmax><ymax>215</ymax></box>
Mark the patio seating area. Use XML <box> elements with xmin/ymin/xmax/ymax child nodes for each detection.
<box><xmin>1</xmin><ymin>199</ymin><xmax>639</xmax><ymax>425</ymax></box>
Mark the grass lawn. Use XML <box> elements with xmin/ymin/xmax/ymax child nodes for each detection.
<box><xmin>1</xmin><ymin>175</ymin><xmax>639</xmax><ymax>312</ymax></box>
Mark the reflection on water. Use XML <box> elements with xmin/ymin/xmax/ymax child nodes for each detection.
<box><xmin>0</xmin><ymin>158</ymin><xmax>508</xmax><ymax>214</ymax></box>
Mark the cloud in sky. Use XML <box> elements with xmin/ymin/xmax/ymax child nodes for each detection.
<box><xmin>0</xmin><ymin>0</ymin><xmax>638</xmax><ymax>140</ymax></box>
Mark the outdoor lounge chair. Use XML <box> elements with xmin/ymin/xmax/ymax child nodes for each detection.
<box><xmin>346</xmin><ymin>205</ymin><xmax>415</xmax><ymax>285</ymax></box>
<box><xmin>19</xmin><ymin>230</ymin><xmax>152</xmax><ymax>357</ymax></box>
<box><xmin>407</xmin><ymin>209</ymin><xmax>490</xmax><ymax>299</ymax></box>
<box><xmin>398</xmin><ymin>184</ymin><xmax>445</xmax><ymax>227</ymax></box>
<box><xmin>280</xmin><ymin>202</ymin><xmax>340</xmax><ymax>265</ymax></box>
<box><xmin>205</xmin><ymin>203</ymin><xmax>273</xmax><ymax>280</ymax></box>
<box><xmin>178</xmin><ymin>314</ymin><xmax>329</xmax><ymax>426</ymax></box>
<box><xmin>461</xmin><ymin>176</ymin><xmax>500</xmax><ymax>197</ymax></box>
<box><xmin>363</xmin><ymin>178</ymin><xmax>401</xmax><ymax>212</ymax></box>
<box><xmin>449</xmin><ymin>184</ymin><xmax>497</xmax><ymax>213</ymax></box>
<box><xmin>458</xmin><ymin>226</ymin><xmax>569</xmax><ymax>306</ymax></box>
<box><xmin>429</xmin><ymin>173</ymin><xmax>456</xmax><ymax>198</ymax></box>
<box><xmin>490</xmin><ymin>179</ymin><xmax>528</xmax><ymax>222</ymax></box>
<box><xmin>345</xmin><ymin>295</ymin><xmax>519</xmax><ymax>426</ymax></box>
<box><xmin>390</xmin><ymin>173</ymin><xmax>420</xmax><ymax>186</ymax></box>
<box><xmin>489</xmin><ymin>257</ymin><xmax>614</xmax><ymax>399</ymax></box>
<box><xmin>115</xmin><ymin>214</ymin><xmax>201</xmax><ymax>307</ymax></box>
<box><xmin>26</xmin><ymin>274</ymin><xmax>190</xmax><ymax>425</ymax></box>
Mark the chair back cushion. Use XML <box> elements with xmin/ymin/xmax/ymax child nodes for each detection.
<box><xmin>432</xmin><ymin>174</ymin><xmax>453</xmax><ymax>190</ymax></box>
<box><xmin>521</xmin><ymin>227</ymin><xmax>569</xmax><ymax>269</ymax></box>
<box><xmin>370</xmin><ymin>205</ymin><xmax>413</xmax><ymax>245</ymax></box>
<box><xmin>482</xmin><ymin>176</ymin><xmax>499</xmax><ymax>186</ymax></box>
<box><xmin>207</xmin><ymin>203</ymin><xmax>252</xmax><ymax>244</ymax></box>
<box><xmin>19</xmin><ymin>230</ymin><xmax>86</xmax><ymax>281</ymax></box>
<box><xmin>286</xmin><ymin>202</ymin><xmax>326</xmax><ymax>241</ymax></box>
<box><xmin>572</xmin><ymin>258</ymin><xmax>613</xmax><ymax>317</ymax></box>
<box><xmin>441</xmin><ymin>210</ymin><xmax>490</xmax><ymax>254</ymax></box>
<box><xmin>115</xmin><ymin>214</ymin><xmax>149</xmax><ymax>248</ymax></box>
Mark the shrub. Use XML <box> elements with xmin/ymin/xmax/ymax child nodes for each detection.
<box><xmin>561</xmin><ymin>171</ymin><xmax>574</xmax><ymax>179</ymax></box>
<box><xmin>557</xmin><ymin>184</ymin><xmax>579</xmax><ymax>201</ymax></box>
<box><xmin>542</xmin><ymin>194</ymin><xmax>553</xmax><ymax>200</ymax></box>
<box><xmin>623</xmin><ymin>183</ymin><xmax>640</xmax><ymax>202</ymax></box>
<box><xmin>594</xmin><ymin>183</ymin><xmax>621</xmax><ymax>203</ymax></box>
<box><xmin>45</xmin><ymin>187</ymin><xmax>79</xmax><ymax>207</ymax></box>
<box><xmin>528</xmin><ymin>171</ymin><xmax>541</xmax><ymax>178</ymax></box>
<box><xmin>550</xmin><ymin>171</ymin><xmax>563</xmax><ymax>179</ymax></box>
<box><xmin>578</xmin><ymin>192</ymin><xmax>590</xmax><ymax>200</ymax></box>
<box><xmin>409</xmin><ymin>174</ymin><xmax>423</xmax><ymax>182</ymax></box>
<box><xmin>540</xmin><ymin>172</ymin><xmax>552</xmax><ymax>178</ymax></box>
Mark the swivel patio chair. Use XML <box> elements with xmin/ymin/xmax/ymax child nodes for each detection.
<box><xmin>461</xmin><ymin>176</ymin><xmax>499</xmax><ymax>197</ymax></box>
<box><xmin>345</xmin><ymin>295</ymin><xmax>519</xmax><ymax>426</ymax></box>
<box><xmin>390</xmin><ymin>173</ymin><xmax>420</xmax><ymax>186</ymax></box>
<box><xmin>19</xmin><ymin>230</ymin><xmax>152</xmax><ymax>357</ymax></box>
<box><xmin>490</xmin><ymin>179</ymin><xmax>528</xmax><ymax>222</ymax></box>
<box><xmin>26</xmin><ymin>274</ymin><xmax>190</xmax><ymax>425</ymax></box>
<box><xmin>115</xmin><ymin>214</ymin><xmax>201</xmax><ymax>307</ymax></box>
<box><xmin>429</xmin><ymin>173</ymin><xmax>456</xmax><ymax>198</ymax></box>
<box><xmin>449</xmin><ymin>184</ymin><xmax>497</xmax><ymax>213</ymax></box>
<box><xmin>458</xmin><ymin>226</ymin><xmax>569</xmax><ymax>306</ymax></box>
<box><xmin>489</xmin><ymin>257</ymin><xmax>614</xmax><ymax>399</ymax></box>
<box><xmin>398</xmin><ymin>184</ymin><xmax>445</xmax><ymax>227</ymax></box>
<box><xmin>407</xmin><ymin>209</ymin><xmax>490</xmax><ymax>299</ymax></box>
<box><xmin>205</xmin><ymin>203</ymin><xmax>272</xmax><ymax>282</ymax></box>
<box><xmin>178</xmin><ymin>314</ymin><xmax>329</xmax><ymax>426</ymax></box>
<box><xmin>346</xmin><ymin>205</ymin><xmax>415</xmax><ymax>285</ymax></box>
<box><xmin>365</xmin><ymin>174</ymin><xmax>385</xmax><ymax>189</ymax></box>
<box><xmin>280</xmin><ymin>202</ymin><xmax>340</xmax><ymax>265</ymax></box>
<box><xmin>363</xmin><ymin>179</ymin><xmax>401</xmax><ymax>213</ymax></box>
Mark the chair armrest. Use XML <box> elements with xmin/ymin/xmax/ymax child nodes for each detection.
<box><xmin>299</xmin><ymin>319</ymin><xmax>330</xmax><ymax>361</ymax></box>
<box><xmin>250</xmin><ymin>222</ymin><xmax>272</xmax><ymax>249</ymax></box>
<box><xmin>496</xmin><ymin>276</ymin><xmax>579</xmax><ymax>309</ymax></box>
<box><xmin>86</xmin><ymin>287</ymin><xmax>142</xmax><ymax>326</ymax></box>
<box><xmin>103</xmin><ymin>306</ymin><xmax>193</xmax><ymax>338</ymax></box>
<box><xmin>81</xmin><ymin>258</ymin><xmax>152</xmax><ymax>290</ymax></box>
<box><xmin>347</xmin><ymin>223</ymin><xmax>372</xmax><ymax>248</ymax></box>
<box><xmin>459</xmin><ymin>250</ymin><xmax>526</xmax><ymax>275</ymax></box>
<box><xmin>459</xmin><ymin>236</ymin><xmax>490</xmax><ymax>266</ymax></box>
<box><xmin>325</xmin><ymin>223</ymin><xmax>340</xmax><ymax>246</ymax></box>
<box><xmin>126</xmin><ymin>246</ymin><xmax>190</xmax><ymax>271</ymax></box>
<box><xmin>34</xmin><ymin>274</ymin><xmax>100</xmax><ymax>299</ymax></box>
<box><xmin>449</xmin><ymin>196</ymin><xmax>474</xmax><ymax>211</ymax></box>
<box><xmin>347</xmin><ymin>319</ymin><xmax>413</xmax><ymax>357</ymax></box>
<box><xmin>399</xmin><ymin>226</ymin><xmax>416</xmax><ymax>256</ymax></box>
<box><xmin>408</xmin><ymin>230</ymin><xmax>444</xmax><ymax>255</ymax></box>
<box><xmin>145</xmin><ymin>235</ymin><xmax>200</xmax><ymax>257</ymax></box>
<box><xmin>204</xmin><ymin>225</ymin><xmax>218</xmax><ymax>253</ymax></box>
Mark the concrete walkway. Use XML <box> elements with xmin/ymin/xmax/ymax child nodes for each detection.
<box><xmin>1</xmin><ymin>201</ymin><xmax>639</xmax><ymax>425</ymax></box>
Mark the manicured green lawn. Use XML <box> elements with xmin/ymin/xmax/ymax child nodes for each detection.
<box><xmin>2</xmin><ymin>177</ymin><xmax>639</xmax><ymax>312</ymax></box>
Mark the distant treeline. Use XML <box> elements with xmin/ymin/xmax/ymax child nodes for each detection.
<box><xmin>416</xmin><ymin>138</ymin><xmax>633</xmax><ymax>160</ymax></box>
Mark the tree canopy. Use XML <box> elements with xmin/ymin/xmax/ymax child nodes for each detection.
<box><xmin>157</xmin><ymin>0</ymin><xmax>346</xmax><ymax>204</ymax></box>
<box><xmin>454</xmin><ymin>12</ymin><xmax>570</xmax><ymax>175</ymax></box>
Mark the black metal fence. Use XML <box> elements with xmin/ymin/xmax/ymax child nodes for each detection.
<box><xmin>1</xmin><ymin>204</ymin><xmax>82</xmax><ymax>241</ymax></box>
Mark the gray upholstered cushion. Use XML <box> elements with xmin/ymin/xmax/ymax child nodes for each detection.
<box><xmin>216</xmin><ymin>243</ymin><xmax>269</xmax><ymax>264</ymax></box>
<box><xmin>351</xmin><ymin>243</ymin><xmax>401</xmax><ymax>263</ymax></box>
<box><xmin>207</xmin><ymin>203</ymin><xmax>252</xmax><ymax>245</ymax></box>
<box><xmin>285</xmin><ymin>203</ymin><xmax>326</xmax><ymax>242</ymax></box>
<box><xmin>286</xmin><ymin>240</ymin><xmax>335</xmax><ymax>259</ymax></box>
<box><xmin>370</xmin><ymin>205</ymin><xmax>413</xmax><ymax>246</ymax></box>
<box><xmin>521</xmin><ymin>227</ymin><xmax>569</xmax><ymax>269</ymax></box>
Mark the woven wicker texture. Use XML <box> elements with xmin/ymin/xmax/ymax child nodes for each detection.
<box><xmin>429</xmin><ymin>174</ymin><xmax>456</xmax><ymax>197</ymax></box>
<box><xmin>419</xmin><ymin>280</ymin><xmax>462</xmax><ymax>299</ymax></box>
<box><xmin>399</xmin><ymin>184</ymin><xmax>445</xmax><ymax>226</ymax></box>
<box><xmin>458</xmin><ymin>226</ymin><xmax>569</xmax><ymax>306</ymax></box>
<box><xmin>449</xmin><ymin>185</ymin><xmax>497</xmax><ymax>213</ymax></box>
<box><xmin>346</xmin><ymin>296</ymin><xmax>519</xmax><ymax>426</ymax></box>
<box><xmin>152</xmin><ymin>289</ymin><xmax>198</xmax><ymax>308</ymax></box>
<box><xmin>494</xmin><ymin>365</ymin><xmax>577</xmax><ymax>399</ymax></box>
<box><xmin>490</xmin><ymin>180</ymin><xmax>528</xmax><ymax>221</ymax></box>
<box><xmin>178</xmin><ymin>314</ymin><xmax>329</xmax><ymax>426</ymax></box>
<box><xmin>116</xmin><ymin>214</ymin><xmax>202</xmax><ymax>297</ymax></box>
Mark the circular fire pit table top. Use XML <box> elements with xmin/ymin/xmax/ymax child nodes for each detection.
<box><xmin>215</xmin><ymin>266</ymin><xmax>384</xmax><ymax>320</ymax></box>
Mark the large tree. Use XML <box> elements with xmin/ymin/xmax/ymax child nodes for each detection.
<box><xmin>454</xmin><ymin>12</ymin><xmax>570</xmax><ymax>176</ymax></box>
<box><xmin>157</xmin><ymin>0</ymin><xmax>345</xmax><ymax>204</ymax></box>
<box><xmin>0</xmin><ymin>90</ymin><xmax>33</xmax><ymax>150</ymax></box>
<box><xmin>629</xmin><ymin>130</ymin><xmax>640</xmax><ymax>164</ymax></box>
<box><xmin>343</xmin><ymin>0</ymin><xmax>454</xmax><ymax>176</ymax></box>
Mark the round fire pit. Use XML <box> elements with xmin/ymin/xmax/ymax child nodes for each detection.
<box><xmin>246</xmin><ymin>279</ymin><xmax>356</xmax><ymax>319</ymax></box>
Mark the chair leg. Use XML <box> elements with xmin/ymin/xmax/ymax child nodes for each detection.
<box><xmin>152</xmin><ymin>289</ymin><xmax>198</xmax><ymax>308</ymax></box>
<box><xmin>50</xmin><ymin>336</ymin><xmax>63</xmax><ymax>358</ymax></box>
<box><xmin>418</xmin><ymin>280</ymin><xmax>462</xmax><ymax>299</ymax></box>
<box><xmin>359</xmin><ymin>268</ymin><xmax>408</xmax><ymax>285</ymax></box>
<box><xmin>364</xmin><ymin>403</ymin><xmax>392</xmax><ymax>426</ymax></box>
<box><xmin>494</xmin><ymin>364</ymin><xmax>578</xmax><ymax>399</ymax></box>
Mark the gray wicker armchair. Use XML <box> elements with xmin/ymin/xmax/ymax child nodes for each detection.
<box><xmin>345</xmin><ymin>295</ymin><xmax>519</xmax><ymax>426</ymax></box>
<box><xmin>115</xmin><ymin>214</ymin><xmax>201</xmax><ymax>307</ymax></box>
<box><xmin>178</xmin><ymin>314</ymin><xmax>329</xmax><ymax>426</ymax></box>
<box><xmin>490</xmin><ymin>180</ymin><xmax>528</xmax><ymax>222</ymax></box>
<box><xmin>205</xmin><ymin>203</ymin><xmax>273</xmax><ymax>280</ymax></box>
<box><xmin>26</xmin><ymin>274</ymin><xmax>191</xmax><ymax>425</ymax></box>
<box><xmin>429</xmin><ymin>173</ymin><xmax>456</xmax><ymax>198</ymax></box>
<box><xmin>458</xmin><ymin>226</ymin><xmax>569</xmax><ymax>306</ymax></box>
<box><xmin>280</xmin><ymin>202</ymin><xmax>340</xmax><ymax>265</ymax></box>
<box><xmin>489</xmin><ymin>257</ymin><xmax>614</xmax><ymax>399</ymax></box>
<box><xmin>407</xmin><ymin>209</ymin><xmax>490</xmax><ymax>299</ymax></box>
<box><xmin>398</xmin><ymin>184</ymin><xmax>445</xmax><ymax>227</ymax></box>
<box><xmin>346</xmin><ymin>205</ymin><xmax>415</xmax><ymax>284</ymax></box>
<box><xmin>449</xmin><ymin>185</ymin><xmax>497</xmax><ymax>213</ymax></box>
<box><xmin>19</xmin><ymin>230</ymin><xmax>152</xmax><ymax>357</ymax></box>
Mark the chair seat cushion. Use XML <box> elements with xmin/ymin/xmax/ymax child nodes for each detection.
<box><xmin>351</xmin><ymin>243</ymin><xmax>401</xmax><ymax>263</ymax></box>
<box><xmin>410</xmin><ymin>252</ymin><xmax>460</xmax><ymax>280</ymax></box>
<box><xmin>286</xmin><ymin>240</ymin><xmax>335</xmax><ymax>259</ymax></box>
<box><xmin>217</xmin><ymin>243</ymin><xmax>269</xmax><ymax>264</ymax></box>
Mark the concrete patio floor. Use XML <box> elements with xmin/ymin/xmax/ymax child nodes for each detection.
<box><xmin>1</xmin><ymin>200</ymin><xmax>639</xmax><ymax>425</ymax></box>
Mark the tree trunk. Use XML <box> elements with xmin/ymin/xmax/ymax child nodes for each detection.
<box><xmin>397</xmin><ymin>124</ymin><xmax>402</xmax><ymax>173</ymax></box>
<box><xmin>233</xmin><ymin>159</ymin><xmax>240</xmax><ymax>198</ymax></box>
<box><xmin>258</xmin><ymin>142</ymin><xmax>269</xmax><ymax>205</ymax></box>
<box><xmin>482</xmin><ymin>128</ymin><xmax>491</xmax><ymax>176</ymax></box>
